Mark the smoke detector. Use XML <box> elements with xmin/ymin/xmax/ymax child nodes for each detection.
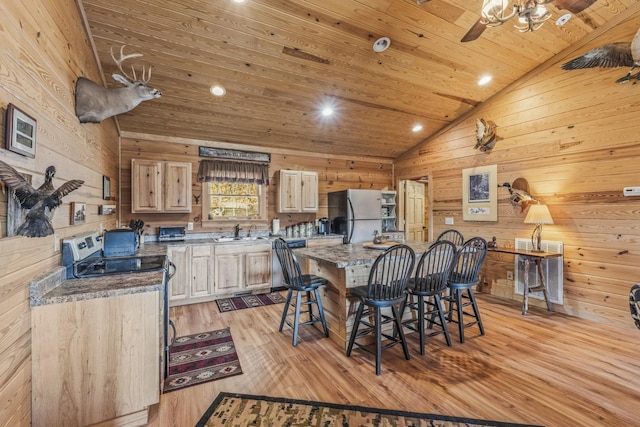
<box><xmin>373</xmin><ymin>37</ymin><xmax>391</xmax><ymax>53</ymax></box>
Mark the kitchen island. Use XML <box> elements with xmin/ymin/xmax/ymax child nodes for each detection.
<box><xmin>294</xmin><ymin>241</ymin><xmax>432</xmax><ymax>350</ymax></box>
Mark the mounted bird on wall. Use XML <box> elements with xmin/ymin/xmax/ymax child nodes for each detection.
<box><xmin>0</xmin><ymin>161</ymin><xmax>84</xmax><ymax>237</ymax></box>
<box><xmin>475</xmin><ymin>118</ymin><xmax>499</xmax><ymax>152</ymax></box>
<box><xmin>499</xmin><ymin>181</ymin><xmax>538</xmax><ymax>212</ymax></box>
<box><xmin>561</xmin><ymin>26</ymin><xmax>640</xmax><ymax>83</ymax></box>
<box><xmin>75</xmin><ymin>45</ymin><xmax>162</xmax><ymax>123</ymax></box>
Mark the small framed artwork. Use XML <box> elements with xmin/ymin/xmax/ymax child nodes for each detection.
<box><xmin>5</xmin><ymin>104</ymin><xmax>37</xmax><ymax>158</ymax></box>
<box><xmin>102</xmin><ymin>176</ymin><xmax>111</xmax><ymax>200</ymax></box>
<box><xmin>99</xmin><ymin>204</ymin><xmax>116</xmax><ymax>215</ymax></box>
<box><xmin>462</xmin><ymin>164</ymin><xmax>498</xmax><ymax>221</ymax></box>
<box><xmin>71</xmin><ymin>202</ymin><xmax>87</xmax><ymax>225</ymax></box>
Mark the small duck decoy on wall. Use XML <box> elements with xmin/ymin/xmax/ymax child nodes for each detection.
<box><xmin>499</xmin><ymin>181</ymin><xmax>538</xmax><ymax>213</ymax></box>
<box><xmin>0</xmin><ymin>160</ymin><xmax>84</xmax><ymax>237</ymax></box>
<box><xmin>562</xmin><ymin>26</ymin><xmax>640</xmax><ymax>84</ymax></box>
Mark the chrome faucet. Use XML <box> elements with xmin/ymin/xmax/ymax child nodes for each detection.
<box><xmin>247</xmin><ymin>224</ymin><xmax>257</xmax><ymax>237</ymax></box>
<box><xmin>234</xmin><ymin>223</ymin><xmax>243</xmax><ymax>238</ymax></box>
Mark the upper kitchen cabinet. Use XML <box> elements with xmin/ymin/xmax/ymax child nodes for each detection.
<box><xmin>132</xmin><ymin>160</ymin><xmax>192</xmax><ymax>213</ymax></box>
<box><xmin>278</xmin><ymin>170</ymin><xmax>318</xmax><ymax>213</ymax></box>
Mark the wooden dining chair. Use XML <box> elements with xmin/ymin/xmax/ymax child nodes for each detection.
<box><xmin>346</xmin><ymin>244</ymin><xmax>415</xmax><ymax>375</ymax></box>
<box><xmin>436</xmin><ymin>229</ymin><xmax>464</xmax><ymax>247</ymax></box>
<box><xmin>445</xmin><ymin>237</ymin><xmax>488</xmax><ymax>343</ymax></box>
<box><xmin>273</xmin><ymin>238</ymin><xmax>329</xmax><ymax>346</ymax></box>
<box><xmin>401</xmin><ymin>240</ymin><xmax>457</xmax><ymax>353</ymax></box>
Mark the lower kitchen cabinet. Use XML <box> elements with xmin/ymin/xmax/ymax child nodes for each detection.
<box><xmin>32</xmin><ymin>292</ymin><xmax>161</xmax><ymax>427</ymax></box>
<box><xmin>168</xmin><ymin>242</ymin><xmax>272</xmax><ymax>306</ymax></box>
<box><xmin>215</xmin><ymin>242</ymin><xmax>272</xmax><ymax>297</ymax></box>
<box><xmin>167</xmin><ymin>244</ymin><xmax>215</xmax><ymax>306</ymax></box>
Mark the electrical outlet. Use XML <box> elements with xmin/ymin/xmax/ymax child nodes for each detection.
<box><xmin>187</xmin><ymin>222</ymin><xmax>194</xmax><ymax>231</ymax></box>
<box><xmin>507</xmin><ymin>271</ymin><xmax>514</xmax><ymax>280</ymax></box>
<box><xmin>54</xmin><ymin>234</ymin><xmax>60</xmax><ymax>251</ymax></box>
<box><xmin>445</xmin><ymin>217</ymin><xmax>454</xmax><ymax>225</ymax></box>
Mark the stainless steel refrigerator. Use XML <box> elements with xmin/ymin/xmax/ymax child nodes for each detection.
<box><xmin>328</xmin><ymin>189</ymin><xmax>383</xmax><ymax>244</ymax></box>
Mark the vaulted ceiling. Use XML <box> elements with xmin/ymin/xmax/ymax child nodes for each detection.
<box><xmin>77</xmin><ymin>0</ymin><xmax>637</xmax><ymax>159</ymax></box>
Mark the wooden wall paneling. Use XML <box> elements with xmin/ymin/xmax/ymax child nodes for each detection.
<box><xmin>0</xmin><ymin>0</ymin><xmax>119</xmax><ymax>425</ymax></box>
<box><xmin>120</xmin><ymin>137</ymin><xmax>393</xmax><ymax>235</ymax></box>
<box><xmin>394</xmin><ymin>15</ymin><xmax>640</xmax><ymax>328</ymax></box>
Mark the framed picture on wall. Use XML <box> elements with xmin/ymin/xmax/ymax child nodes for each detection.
<box><xmin>103</xmin><ymin>176</ymin><xmax>111</xmax><ymax>200</ymax></box>
<box><xmin>5</xmin><ymin>104</ymin><xmax>37</xmax><ymax>158</ymax></box>
<box><xmin>71</xmin><ymin>202</ymin><xmax>87</xmax><ymax>225</ymax></box>
<box><xmin>462</xmin><ymin>164</ymin><xmax>497</xmax><ymax>221</ymax></box>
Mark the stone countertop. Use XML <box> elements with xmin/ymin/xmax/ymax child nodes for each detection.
<box><xmin>30</xmin><ymin>266</ymin><xmax>166</xmax><ymax>307</ymax></box>
<box><xmin>294</xmin><ymin>241</ymin><xmax>433</xmax><ymax>268</ymax></box>
<box><xmin>30</xmin><ymin>233</ymin><xmax>347</xmax><ymax>307</ymax></box>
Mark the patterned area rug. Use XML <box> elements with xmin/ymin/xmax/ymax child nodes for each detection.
<box><xmin>163</xmin><ymin>328</ymin><xmax>242</xmax><ymax>393</ymax></box>
<box><xmin>216</xmin><ymin>292</ymin><xmax>286</xmax><ymax>312</ymax></box>
<box><xmin>196</xmin><ymin>392</ymin><xmax>544</xmax><ymax>427</ymax></box>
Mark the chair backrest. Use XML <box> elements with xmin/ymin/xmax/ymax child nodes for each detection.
<box><xmin>629</xmin><ymin>284</ymin><xmax>640</xmax><ymax>330</ymax></box>
<box><xmin>365</xmin><ymin>244</ymin><xmax>415</xmax><ymax>304</ymax></box>
<box><xmin>273</xmin><ymin>238</ymin><xmax>305</xmax><ymax>289</ymax></box>
<box><xmin>436</xmin><ymin>229</ymin><xmax>464</xmax><ymax>246</ymax></box>
<box><xmin>449</xmin><ymin>237</ymin><xmax>488</xmax><ymax>286</ymax></box>
<box><xmin>413</xmin><ymin>240</ymin><xmax>457</xmax><ymax>293</ymax></box>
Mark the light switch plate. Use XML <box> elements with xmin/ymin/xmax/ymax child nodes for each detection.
<box><xmin>187</xmin><ymin>222</ymin><xmax>194</xmax><ymax>231</ymax></box>
<box><xmin>445</xmin><ymin>217</ymin><xmax>454</xmax><ymax>225</ymax></box>
<box><xmin>54</xmin><ymin>234</ymin><xmax>60</xmax><ymax>251</ymax></box>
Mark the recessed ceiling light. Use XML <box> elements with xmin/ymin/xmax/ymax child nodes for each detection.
<box><xmin>210</xmin><ymin>85</ymin><xmax>226</xmax><ymax>96</ymax></box>
<box><xmin>556</xmin><ymin>13</ymin><xmax>572</xmax><ymax>26</ymax></box>
<box><xmin>373</xmin><ymin>37</ymin><xmax>391</xmax><ymax>53</ymax></box>
<box><xmin>232</xmin><ymin>0</ymin><xmax>247</xmax><ymax>3</ymax></box>
<box><xmin>412</xmin><ymin>124</ymin><xmax>423</xmax><ymax>132</ymax></box>
<box><xmin>477</xmin><ymin>75</ymin><xmax>492</xmax><ymax>86</ymax></box>
<box><xmin>321</xmin><ymin>107</ymin><xmax>333</xmax><ymax>116</ymax></box>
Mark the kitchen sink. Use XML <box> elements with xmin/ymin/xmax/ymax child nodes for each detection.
<box><xmin>214</xmin><ymin>236</ymin><xmax>269</xmax><ymax>242</ymax></box>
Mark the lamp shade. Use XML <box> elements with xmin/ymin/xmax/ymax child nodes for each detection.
<box><xmin>524</xmin><ymin>204</ymin><xmax>553</xmax><ymax>225</ymax></box>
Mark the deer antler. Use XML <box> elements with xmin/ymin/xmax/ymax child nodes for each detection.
<box><xmin>110</xmin><ymin>45</ymin><xmax>144</xmax><ymax>82</ymax></box>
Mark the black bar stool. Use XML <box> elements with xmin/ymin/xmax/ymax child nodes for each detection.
<box><xmin>273</xmin><ymin>238</ymin><xmax>329</xmax><ymax>346</ymax></box>
<box><xmin>445</xmin><ymin>237</ymin><xmax>488</xmax><ymax>343</ymax></box>
<box><xmin>346</xmin><ymin>244</ymin><xmax>415</xmax><ymax>375</ymax></box>
<box><xmin>401</xmin><ymin>240</ymin><xmax>457</xmax><ymax>353</ymax></box>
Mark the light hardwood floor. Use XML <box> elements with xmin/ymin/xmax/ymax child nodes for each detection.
<box><xmin>149</xmin><ymin>294</ymin><xmax>640</xmax><ymax>426</ymax></box>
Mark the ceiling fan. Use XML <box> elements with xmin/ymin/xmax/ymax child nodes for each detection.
<box><xmin>460</xmin><ymin>0</ymin><xmax>598</xmax><ymax>42</ymax></box>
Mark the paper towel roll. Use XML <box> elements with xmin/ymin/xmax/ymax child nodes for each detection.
<box><xmin>272</xmin><ymin>218</ymin><xmax>280</xmax><ymax>235</ymax></box>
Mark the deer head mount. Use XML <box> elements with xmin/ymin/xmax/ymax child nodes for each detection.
<box><xmin>75</xmin><ymin>45</ymin><xmax>162</xmax><ymax>123</ymax></box>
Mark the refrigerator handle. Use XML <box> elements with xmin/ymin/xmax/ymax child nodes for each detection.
<box><xmin>347</xmin><ymin>197</ymin><xmax>355</xmax><ymax>244</ymax></box>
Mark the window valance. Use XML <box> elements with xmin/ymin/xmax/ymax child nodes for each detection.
<box><xmin>197</xmin><ymin>160</ymin><xmax>270</xmax><ymax>185</ymax></box>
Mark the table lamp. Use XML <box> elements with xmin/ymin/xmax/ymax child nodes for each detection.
<box><xmin>524</xmin><ymin>204</ymin><xmax>553</xmax><ymax>252</ymax></box>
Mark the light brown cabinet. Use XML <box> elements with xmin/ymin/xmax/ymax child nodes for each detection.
<box><xmin>168</xmin><ymin>242</ymin><xmax>272</xmax><ymax>305</ymax></box>
<box><xmin>132</xmin><ymin>159</ymin><xmax>192</xmax><ymax>213</ymax></box>
<box><xmin>278</xmin><ymin>170</ymin><xmax>318</xmax><ymax>213</ymax></box>
<box><xmin>167</xmin><ymin>244</ymin><xmax>215</xmax><ymax>306</ymax></box>
<box><xmin>32</xmin><ymin>292</ymin><xmax>161</xmax><ymax>426</ymax></box>
<box><xmin>215</xmin><ymin>242</ymin><xmax>272</xmax><ymax>296</ymax></box>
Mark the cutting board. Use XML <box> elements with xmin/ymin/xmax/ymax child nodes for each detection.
<box><xmin>362</xmin><ymin>241</ymin><xmax>397</xmax><ymax>250</ymax></box>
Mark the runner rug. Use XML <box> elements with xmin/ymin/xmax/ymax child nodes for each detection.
<box><xmin>196</xmin><ymin>392</ymin><xmax>544</xmax><ymax>427</ymax></box>
<box><xmin>163</xmin><ymin>328</ymin><xmax>242</xmax><ymax>393</ymax></box>
<box><xmin>216</xmin><ymin>292</ymin><xmax>286</xmax><ymax>312</ymax></box>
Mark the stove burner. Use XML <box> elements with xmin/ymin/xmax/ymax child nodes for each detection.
<box><xmin>73</xmin><ymin>255</ymin><xmax>168</xmax><ymax>278</ymax></box>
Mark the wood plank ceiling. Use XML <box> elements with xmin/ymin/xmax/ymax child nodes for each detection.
<box><xmin>77</xmin><ymin>0</ymin><xmax>635</xmax><ymax>159</ymax></box>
